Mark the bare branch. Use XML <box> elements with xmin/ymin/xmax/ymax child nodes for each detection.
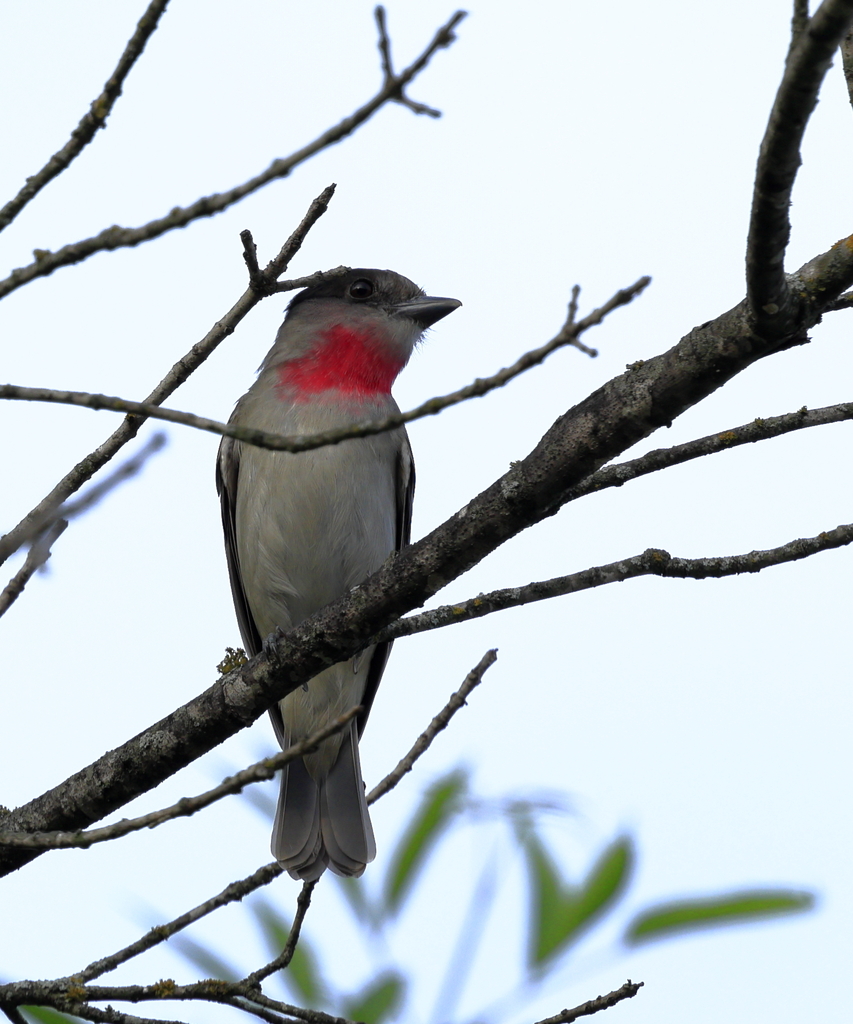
<box><xmin>0</xmin><ymin>276</ymin><xmax>648</xmax><ymax>462</ymax></box>
<box><xmin>0</xmin><ymin>518</ymin><xmax>67</xmax><ymax>619</ymax></box>
<box><xmin>375</xmin><ymin>6</ymin><xmax>444</xmax><ymax>117</ymax></box>
<box><xmin>367</xmin><ymin>650</ymin><xmax>497</xmax><ymax>803</ymax></box>
<box><xmin>244</xmin><ymin>881</ymin><xmax>316</xmax><ymax>986</ymax></box>
<box><xmin>532</xmin><ymin>980</ymin><xmax>644</xmax><ymax>1024</ymax></box>
<box><xmin>78</xmin><ymin>862</ymin><xmax>284</xmax><ymax>982</ymax></box>
<box><xmin>68</xmin><ymin>1008</ymin><xmax>189</xmax><ymax>1024</ymax></box>
<box><xmin>790</xmin><ymin>0</ymin><xmax>811</xmax><ymax>51</ymax></box>
<box><xmin>0</xmin><ymin>10</ymin><xmax>465</xmax><ymax>302</ymax></box>
<box><xmin>842</xmin><ymin>21</ymin><xmax>853</xmax><ymax>108</ymax></box>
<box><xmin>827</xmin><ymin>287</ymin><xmax>853</xmax><ymax>309</ymax></box>
<box><xmin>567</xmin><ymin>401</ymin><xmax>853</xmax><ymax>502</ymax></box>
<box><xmin>377</xmin><ymin>525</ymin><xmax>853</xmax><ymax>641</ymax></box>
<box><xmin>0</xmin><ymin>709</ymin><xmax>359</xmax><ymax>851</ymax></box>
<box><xmin>0</xmin><ymin>0</ymin><xmax>171</xmax><ymax>234</ymax></box>
<box><xmin>2</xmin><ymin>221</ymin><xmax>851</xmax><ymax>877</ymax></box>
<box><xmin>0</xmin><ymin>188</ymin><xmax>334</xmax><ymax>569</ymax></box>
<box><xmin>746</xmin><ymin>0</ymin><xmax>853</xmax><ymax>334</ymax></box>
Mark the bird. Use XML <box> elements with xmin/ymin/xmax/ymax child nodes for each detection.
<box><xmin>216</xmin><ymin>268</ymin><xmax>461</xmax><ymax>880</ymax></box>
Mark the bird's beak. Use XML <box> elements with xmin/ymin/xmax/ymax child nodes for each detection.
<box><xmin>393</xmin><ymin>295</ymin><xmax>462</xmax><ymax>328</ymax></box>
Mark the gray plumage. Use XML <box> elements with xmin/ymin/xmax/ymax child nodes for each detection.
<box><xmin>217</xmin><ymin>269</ymin><xmax>460</xmax><ymax>880</ymax></box>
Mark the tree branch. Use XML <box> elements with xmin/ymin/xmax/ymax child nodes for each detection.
<box><xmin>3</xmin><ymin>226</ymin><xmax>852</xmax><ymax>878</ymax></box>
<box><xmin>0</xmin><ymin>518</ymin><xmax>67</xmax><ymax>618</ymax></box>
<box><xmin>244</xmin><ymin>881</ymin><xmax>316</xmax><ymax>986</ymax></box>
<box><xmin>377</xmin><ymin>526</ymin><xmax>853</xmax><ymax>641</ymax></box>
<box><xmin>78</xmin><ymin>862</ymin><xmax>284</xmax><ymax>983</ymax></box>
<box><xmin>746</xmin><ymin>0</ymin><xmax>853</xmax><ymax>334</ymax></box>
<box><xmin>0</xmin><ymin>9</ymin><xmax>466</xmax><ymax>302</ymax></box>
<box><xmin>0</xmin><ymin>276</ymin><xmax>645</xmax><ymax>459</ymax></box>
<box><xmin>0</xmin><ymin>187</ymin><xmax>334</xmax><ymax>569</ymax></box>
<box><xmin>532</xmin><ymin>980</ymin><xmax>644</xmax><ymax>1024</ymax></box>
<box><xmin>0</xmin><ymin>0</ymin><xmax>171</xmax><ymax>234</ymax></box>
<box><xmin>564</xmin><ymin>401</ymin><xmax>853</xmax><ymax>502</ymax></box>
<box><xmin>0</xmin><ymin>709</ymin><xmax>359</xmax><ymax>851</ymax></box>
<box><xmin>367</xmin><ymin>649</ymin><xmax>496</xmax><ymax>803</ymax></box>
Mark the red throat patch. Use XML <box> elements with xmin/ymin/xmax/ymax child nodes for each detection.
<box><xmin>277</xmin><ymin>325</ymin><xmax>405</xmax><ymax>398</ymax></box>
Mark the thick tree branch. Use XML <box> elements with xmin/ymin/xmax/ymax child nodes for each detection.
<box><xmin>0</xmin><ymin>188</ymin><xmax>334</xmax><ymax>568</ymax></box>
<box><xmin>0</xmin><ymin>0</ymin><xmax>171</xmax><ymax>234</ymax></box>
<box><xmin>0</xmin><ymin>10</ymin><xmax>465</xmax><ymax>302</ymax></box>
<box><xmin>746</xmin><ymin>0</ymin><xmax>853</xmax><ymax>334</ymax></box>
<box><xmin>377</xmin><ymin>526</ymin><xmax>853</xmax><ymax>641</ymax></box>
<box><xmin>3</xmin><ymin>230</ymin><xmax>853</xmax><ymax>879</ymax></box>
<box><xmin>842</xmin><ymin>21</ymin><xmax>853</xmax><ymax>107</ymax></box>
<box><xmin>0</xmin><ymin>277</ymin><xmax>644</xmax><ymax>459</ymax></box>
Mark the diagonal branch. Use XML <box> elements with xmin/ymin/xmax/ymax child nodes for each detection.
<box><xmin>0</xmin><ymin>0</ymin><xmax>171</xmax><ymax>234</ymax></box>
<box><xmin>367</xmin><ymin>649</ymin><xmax>496</xmax><ymax>803</ymax></box>
<box><xmin>0</xmin><ymin>518</ymin><xmax>67</xmax><ymax>618</ymax></box>
<box><xmin>0</xmin><ymin>9</ymin><xmax>466</xmax><ymax>302</ymax></box>
<box><xmin>0</xmin><ymin>277</ymin><xmax>646</xmax><ymax>460</ymax></box>
<box><xmin>375</xmin><ymin>5</ymin><xmax>443</xmax><ymax>117</ymax></box>
<box><xmin>746</xmin><ymin>0</ymin><xmax>853</xmax><ymax>334</ymax></box>
<box><xmin>377</xmin><ymin>526</ymin><xmax>853</xmax><ymax>641</ymax></box>
<box><xmin>0</xmin><ymin>709</ymin><xmax>359</xmax><ymax>850</ymax></box>
<box><xmin>78</xmin><ymin>862</ymin><xmax>284</xmax><ymax>982</ymax></box>
<box><xmin>0</xmin><ymin>187</ymin><xmax>334</xmax><ymax>569</ymax></box>
<box><xmin>244</xmin><ymin>880</ymin><xmax>316</xmax><ymax>986</ymax></box>
<box><xmin>563</xmin><ymin>401</ymin><xmax>853</xmax><ymax>502</ymax></box>
<box><xmin>3</xmin><ymin>226</ymin><xmax>853</xmax><ymax>879</ymax></box>
<box><xmin>533</xmin><ymin>980</ymin><xmax>644</xmax><ymax>1024</ymax></box>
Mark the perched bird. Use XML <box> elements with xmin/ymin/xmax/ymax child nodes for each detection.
<box><xmin>217</xmin><ymin>269</ymin><xmax>461</xmax><ymax>880</ymax></box>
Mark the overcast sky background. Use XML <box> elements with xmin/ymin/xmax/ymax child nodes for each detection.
<box><xmin>1</xmin><ymin>2</ymin><xmax>851</xmax><ymax>1023</ymax></box>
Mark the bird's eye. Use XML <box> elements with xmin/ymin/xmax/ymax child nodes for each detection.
<box><xmin>348</xmin><ymin>278</ymin><xmax>375</xmax><ymax>300</ymax></box>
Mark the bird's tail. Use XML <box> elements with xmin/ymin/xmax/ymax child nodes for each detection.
<box><xmin>271</xmin><ymin>720</ymin><xmax>376</xmax><ymax>880</ymax></box>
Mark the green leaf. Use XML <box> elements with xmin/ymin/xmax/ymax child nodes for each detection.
<box><xmin>524</xmin><ymin>831</ymin><xmax>633</xmax><ymax>971</ymax></box>
<box><xmin>251</xmin><ymin>898</ymin><xmax>327</xmax><ymax>1005</ymax></box>
<box><xmin>625</xmin><ymin>888</ymin><xmax>815</xmax><ymax>945</ymax></box>
<box><xmin>342</xmin><ymin>971</ymin><xmax>406</xmax><ymax>1024</ymax></box>
<box><xmin>20</xmin><ymin>1008</ymin><xmax>83</xmax><ymax>1023</ymax></box>
<box><xmin>171</xmin><ymin>934</ymin><xmax>241</xmax><ymax>982</ymax></box>
<box><xmin>334</xmin><ymin>874</ymin><xmax>379</xmax><ymax>930</ymax></box>
<box><xmin>382</xmin><ymin>769</ymin><xmax>468</xmax><ymax>915</ymax></box>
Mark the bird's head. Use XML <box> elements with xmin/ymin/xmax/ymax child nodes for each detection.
<box><xmin>263</xmin><ymin>269</ymin><xmax>461</xmax><ymax>399</ymax></box>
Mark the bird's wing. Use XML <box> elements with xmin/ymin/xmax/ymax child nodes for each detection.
<box><xmin>216</xmin><ymin>437</ymin><xmax>263</xmax><ymax>659</ymax></box>
<box><xmin>357</xmin><ymin>433</ymin><xmax>415</xmax><ymax>736</ymax></box>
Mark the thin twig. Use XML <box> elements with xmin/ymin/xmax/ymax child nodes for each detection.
<box><xmin>0</xmin><ymin>10</ymin><xmax>465</xmax><ymax>302</ymax></box>
<box><xmin>78</xmin><ymin>862</ymin><xmax>284</xmax><ymax>982</ymax></box>
<box><xmin>0</xmin><ymin>188</ymin><xmax>333</xmax><ymax>568</ymax></box>
<box><xmin>244</xmin><ymin>881</ymin><xmax>316</xmax><ymax>986</ymax></box>
<box><xmin>567</xmin><ymin>401</ymin><xmax>853</xmax><ymax>501</ymax></box>
<box><xmin>241</xmin><ymin>229</ymin><xmax>263</xmax><ymax>288</ymax></box>
<box><xmin>367</xmin><ymin>650</ymin><xmax>497</xmax><ymax>803</ymax></box>
<box><xmin>375</xmin><ymin>5</ymin><xmax>443</xmax><ymax>117</ymax></box>
<box><xmin>0</xmin><ymin>276</ymin><xmax>648</xmax><ymax>463</ymax></box>
<box><xmin>533</xmin><ymin>980</ymin><xmax>644</xmax><ymax>1024</ymax></box>
<box><xmin>377</xmin><ymin>526</ymin><xmax>853</xmax><ymax>641</ymax></box>
<box><xmin>0</xmin><ymin>0</ymin><xmax>171</xmax><ymax>234</ymax></box>
<box><xmin>0</xmin><ymin>710</ymin><xmax>359</xmax><ymax>851</ymax></box>
<box><xmin>0</xmin><ymin>518</ymin><xmax>67</xmax><ymax>618</ymax></box>
<box><xmin>746</xmin><ymin>0</ymin><xmax>853</xmax><ymax>333</ymax></box>
<box><xmin>827</xmin><ymin>288</ymin><xmax>853</xmax><ymax>310</ymax></box>
<box><xmin>0</xmin><ymin>432</ymin><xmax>166</xmax><ymax>567</ymax></box>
